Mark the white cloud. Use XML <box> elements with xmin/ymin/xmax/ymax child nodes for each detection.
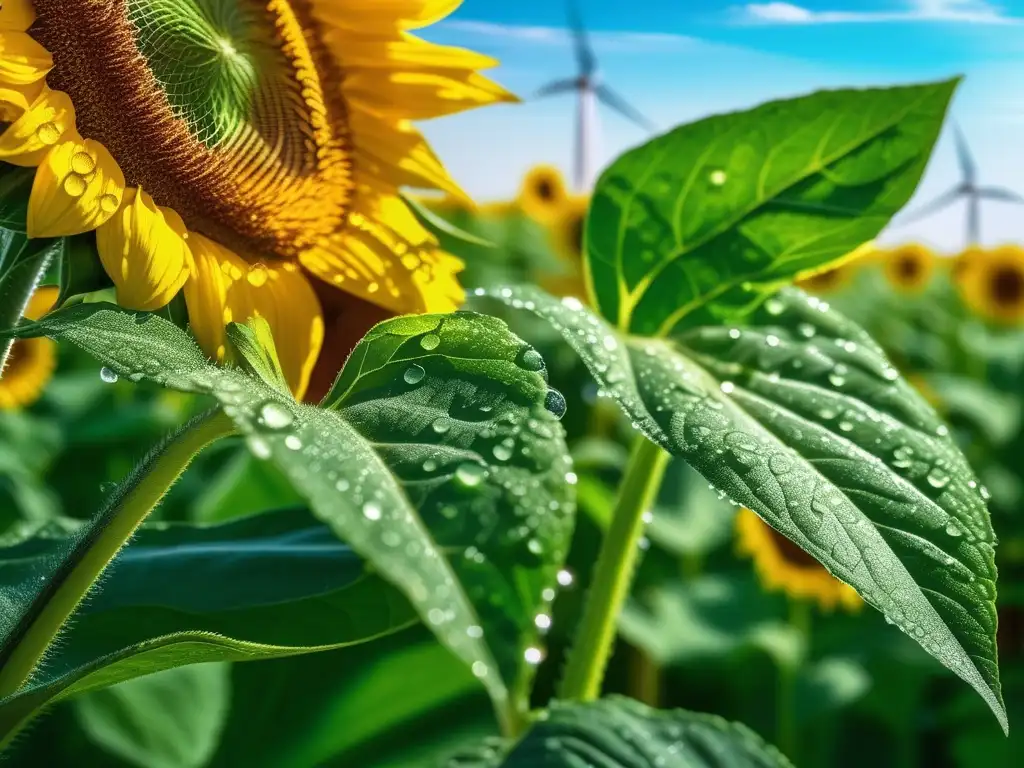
<box><xmin>436</xmin><ymin>20</ymin><xmax>704</xmax><ymax>51</ymax></box>
<box><xmin>736</xmin><ymin>0</ymin><xmax>1018</xmax><ymax>25</ymax></box>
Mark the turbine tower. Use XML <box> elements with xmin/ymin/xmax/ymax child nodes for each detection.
<box><xmin>535</xmin><ymin>1</ymin><xmax>657</xmax><ymax>191</ymax></box>
<box><xmin>900</xmin><ymin>124</ymin><xmax>1024</xmax><ymax>246</ymax></box>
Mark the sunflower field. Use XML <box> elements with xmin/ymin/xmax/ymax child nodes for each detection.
<box><xmin>0</xmin><ymin>3</ymin><xmax>1020</xmax><ymax>767</ymax></box>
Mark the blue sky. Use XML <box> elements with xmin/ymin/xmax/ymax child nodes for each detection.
<box><xmin>418</xmin><ymin>0</ymin><xmax>1024</xmax><ymax>252</ymax></box>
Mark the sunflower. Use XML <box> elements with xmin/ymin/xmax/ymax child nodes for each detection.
<box><xmin>735</xmin><ymin>508</ymin><xmax>861</xmax><ymax>612</ymax></box>
<box><xmin>956</xmin><ymin>244</ymin><xmax>1024</xmax><ymax>324</ymax></box>
<box><xmin>0</xmin><ymin>284</ymin><xmax>58</xmax><ymax>409</ymax></box>
<box><xmin>0</xmin><ymin>0</ymin><xmax>514</xmax><ymax>400</ymax></box>
<box><xmin>517</xmin><ymin>164</ymin><xmax>567</xmax><ymax>224</ymax></box>
<box><xmin>794</xmin><ymin>240</ymin><xmax>876</xmax><ymax>295</ymax></box>
<box><xmin>882</xmin><ymin>243</ymin><xmax>936</xmax><ymax>294</ymax></box>
<box><xmin>542</xmin><ymin>193</ymin><xmax>588</xmax><ymax>299</ymax></box>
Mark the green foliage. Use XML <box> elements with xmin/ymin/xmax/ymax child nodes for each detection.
<box><xmin>74</xmin><ymin>663</ymin><xmax>231</xmax><ymax>768</ymax></box>
<box><xmin>586</xmin><ymin>79</ymin><xmax>958</xmax><ymax>335</ymax></box>
<box><xmin>0</xmin><ymin>507</ymin><xmax>412</xmax><ymax>743</ymax></box>
<box><xmin>485</xmin><ymin>284</ymin><xmax>1004</xmax><ymax>730</ymax></box>
<box><xmin>500</xmin><ymin>696</ymin><xmax>793</xmax><ymax>767</ymax></box>
<box><xmin>0</xmin><ymin>304</ymin><xmax>575</xmax><ymax>731</ymax></box>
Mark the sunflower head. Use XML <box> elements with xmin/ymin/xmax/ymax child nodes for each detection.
<box><xmin>956</xmin><ymin>244</ymin><xmax>1024</xmax><ymax>324</ymax></box>
<box><xmin>882</xmin><ymin>242</ymin><xmax>936</xmax><ymax>293</ymax></box>
<box><xmin>735</xmin><ymin>508</ymin><xmax>861</xmax><ymax>612</ymax></box>
<box><xmin>0</xmin><ymin>284</ymin><xmax>59</xmax><ymax>410</ymax></box>
<box><xmin>0</xmin><ymin>0</ymin><xmax>515</xmax><ymax>399</ymax></box>
<box><xmin>540</xmin><ymin>193</ymin><xmax>589</xmax><ymax>299</ymax></box>
<box><xmin>794</xmin><ymin>240</ymin><xmax>876</xmax><ymax>295</ymax></box>
<box><xmin>517</xmin><ymin>164</ymin><xmax>567</xmax><ymax>224</ymax></box>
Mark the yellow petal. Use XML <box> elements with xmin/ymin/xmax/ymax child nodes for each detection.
<box><xmin>332</xmin><ymin>34</ymin><xmax>499</xmax><ymax>71</ymax></box>
<box><xmin>0</xmin><ymin>78</ymin><xmax>42</xmax><ymax>121</ymax></box>
<box><xmin>23</xmin><ymin>284</ymin><xmax>59</xmax><ymax>321</ymax></box>
<box><xmin>349</xmin><ymin>110</ymin><xmax>470</xmax><ymax>202</ymax></box>
<box><xmin>96</xmin><ymin>188</ymin><xmax>192</xmax><ymax>311</ymax></box>
<box><xmin>0</xmin><ymin>31</ymin><xmax>52</xmax><ymax>87</ymax></box>
<box><xmin>312</xmin><ymin>0</ymin><xmax>462</xmax><ymax>32</ymax></box>
<box><xmin>0</xmin><ymin>0</ymin><xmax>35</xmax><ymax>32</ymax></box>
<box><xmin>344</xmin><ymin>67</ymin><xmax>517</xmax><ymax>119</ymax></box>
<box><xmin>28</xmin><ymin>137</ymin><xmax>126</xmax><ymax>238</ymax></box>
<box><xmin>184</xmin><ymin>234</ymin><xmax>323</xmax><ymax>399</ymax></box>
<box><xmin>0</xmin><ymin>88</ymin><xmax>76</xmax><ymax>167</ymax></box>
<box><xmin>301</xmin><ymin>187</ymin><xmax>464</xmax><ymax>315</ymax></box>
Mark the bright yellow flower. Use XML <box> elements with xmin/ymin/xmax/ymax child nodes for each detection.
<box><xmin>956</xmin><ymin>244</ymin><xmax>1024</xmax><ymax>324</ymax></box>
<box><xmin>794</xmin><ymin>240</ymin><xmax>877</xmax><ymax>295</ymax></box>
<box><xmin>0</xmin><ymin>0</ymin><xmax>515</xmax><ymax>399</ymax></box>
<box><xmin>517</xmin><ymin>165</ymin><xmax>567</xmax><ymax>224</ymax></box>
<box><xmin>543</xmin><ymin>194</ymin><xmax>589</xmax><ymax>299</ymax></box>
<box><xmin>735</xmin><ymin>508</ymin><xmax>862</xmax><ymax>613</ymax></box>
<box><xmin>0</xmin><ymin>284</ymin><xmax>58</xmax><ymax>410</ymax></box>
<box><xmin>882</xmin><ymin>243</ymin><xmax>936</xmax><ymax>294</ymax></box>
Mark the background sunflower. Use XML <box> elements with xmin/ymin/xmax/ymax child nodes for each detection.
<box><xmin>0</xmin><ymin>285</ymin><xmax>57</xmax><ymax>409</ymax></box>
<box><xmin>882</xmin><ymin>243</ymin><xmax>936</xmax><ymax>293</ymax></box>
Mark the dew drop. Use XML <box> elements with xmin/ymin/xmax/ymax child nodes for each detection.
<box><xmin>99</xmin><ymin>194</ymin><xmax>121</xmax><ymax>214</ymax></box>
<box><xmin>432</xmin><ymin>417</ymin><xmax>452</xmax><ymax>434</ymax></box>
<box><xmin>927</xmin><ymin>467</ymin><xmax>950</xmax><ymax>489</ymax></box>
<box><xmin>71</xmin><ymin>151</ymin><xmax>96</xmax><ymax>174</ymax></box>
<box><xmin>99</xmin><ymin>366</ymin><xmax>119</xmax><ymax>383</ymax></box>
<box><xmin>535</xmin><ymin>613</ymin><xmax>552</xmax><ymax>630</ymax></box>
<box><xmin>524</xmin><ymin>647</ymin><xmax>544</xmax><ymax>665</ymax></box>
<box><xmin>362</xmin><ymin>502</ymin><xmax>382</xmax><ymax>521</ymax></box>
<box><xmin>246</xmin><ymin>263</ymin><xmax>270</xmax><ymax>287</ymax></box>
<box><xmin>492</xmin><ymin>443</ymin><xmax>513</xmax><ymax>461</ymax></box>
<box><xmin>544</xmin><ymin>388</ymin><xmax>567</xmax><ymax>419</ymax></box>
<box><xmin>456</xmin><ymin>463</ymin><xmax>487</xmax><ymax>487</ymax></box>
<box><xmin>720</xmin><ymin>381</ymin><xmax>735</xmax><ymax>394</ymax></box>
<box><xmin>36</xmin><ymin>121</ymin><xmax>61</xmax><ymax>145</ymax></box>
<box><xmin>945</xmin><ymin>521</ymin><xmax>963</xmax><ymax>537</ymax></box>
<box><xmin>335</xmin><ymin>478</ymin><xmax>350</xmax><ymax>492</ymax></box>
<box><xmin>556</xmin><ymin>569</ymin><xmax>574</xmax><ymax>587</ymax></box>
<box><xmin>519</xmin><ymin>348</ymin><xmax>545</xmax><ymax>372</ymax></box>
<box><xmin>565</xmin><ymin>471</ymin><xmax>578</xmax><ymax>485</ymax></box>
<box><xmin>467</xmin><ymin>625</ymin><xmax>484</xmax><ymax>639</ymax></box>
<box><xmin>62</xmin><ymin>174</ymin><xmax>87</xmax><ymax>197</ymax></box>
<box><xmin>259</xmin><ymin>401</ymin><xmax>293</xmax><ymax>430</ymax></box>
<box><xmin>284</xmin><ymin>434</ymin><xmax>303</xmax><ymax>451</ymax></box>
<box><xmin>765</xmin><ymin>334</ymin><xmax>780</xmax><ymax>347</ymax></box>
<box><xmin>420</xmin><ymin>333</ymin><xmax>441</xmax><ymax>351</ymax></box>
<box><xmin>404</xmin><ymin>364</ymin><xmax>426</xmax><ymax>385</ymax></box>
<box><xmin>472</xmin><ymin>661</ymin><xmax>488</xmax><ymax>678</ymax></box>
<box><xmin>246</xmin><ymin>434</ymin><xmax>272</xmax><ymax>460</ymax></box>
<box><xmin>708</xmin><ymin>168</ymin><xmax>727</xmax><ymax>186</ymax></box>
<box><xmin>728</xmin><ymin>328</ymin><xmax>741</xmax><ymax>340</ymax></box>
<box><xmin>797</xmin><ymin>323</ymin><xmax>816</xmax><ymax>338</ymax></box>
<box><xmin>765</xmin><ymin>298</ymin><xmax>784</xmax><ymax>316</ymax></box>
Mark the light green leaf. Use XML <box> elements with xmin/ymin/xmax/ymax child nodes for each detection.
<box><xmin>501</xmin><ymin>696</ymin><xmax>792</xmax><ymax>767</ymax></box>
<box><xmin>586</xmin><ymin>79</ymin><xmax>958</xmax><ymax>334</ymax></box>
<box><xmin>1</xmin><ymin>305</ymin><xmax>575</xmax><ymax>730</ymax></box>
<box><xmin>226</xmin><ymin>316</ymin><xmax>290</xmax><ymax>396</ymax></box>
<box><xmin>0</xmin><ymin>507</ymin><xmax>413</xmax><ymax>744</ymax></box>
<box><xmin>75</xmin><ymin>663</ymin><xmax>231</xmax><ymax>768</ymax></box>
<box><xmin>484</xmin><ymin>284</ymin><xmax>1005</xmax><ymax>732</ymax></box>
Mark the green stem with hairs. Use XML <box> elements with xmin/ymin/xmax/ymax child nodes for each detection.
<box><xmin>559</xmin><ymin>435</ymin><xmax>670</xmax><ymax>701</ymax></box>
<box><xmin>0</xmin><ymin>238</ymin><xmax>56</xmax><ymax>377</ymax></box>
<box><xmin>0</xmin><ymin>410</ymin><xmax>235</xmax><ymax>698</ymax></box>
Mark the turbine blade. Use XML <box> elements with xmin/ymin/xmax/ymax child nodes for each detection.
<box><xmin>897</xmin><ymin>187</ymin><xmax>964</xmax><ymax>225</ymax></box>
<box><xmin>535</xmin><ymin>78</ymin><xmax>579</xmax><ymax>98</ymax></box>
<box><xmin>567</xmin><ymin>0</ymin><xmax>597</xmax><ymax>76</ymax></box>
<box><xmin>952</xmin><ymin>123</ymin><xmax>977</xmax><ymax>185</ymax></box>
<box><xmin>595</xmin><ymin>84</ymin><xmax>657</xmax><ymax>133</ymax></box>
<box><xmin>976</xmin><ymin>186</ymin><xmax>1024</xmax><ymax>203</ymax></box>
<box><xmin>968</xmin><ymin>194</ymin><xmax>980</xmax><ymax>245</ymax></box>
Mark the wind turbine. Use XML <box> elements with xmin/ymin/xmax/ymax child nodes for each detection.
<box><xmin>535</xmin><ymin>1</ymin><xmax>657</xmax><ymax>191</ymax></box>
<box><xmin>899</xmin><ymin>124</ymin><xmax>1024</xmax><ymax>246</ymax></box>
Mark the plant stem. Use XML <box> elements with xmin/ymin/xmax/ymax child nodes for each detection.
<box><xmin>0</xmin><ymin>410</ymin><xmax>234</xmax><ymax>698</ymax></box>
<box><xmin>0</xmin><ymin>240</ymin><xmax>55</xmax><ymax>377</ymax></box>
<box><xmin>776</xmin><ymin>598</ymin><xmax>812</xmax><ymax>763</ymax></box>
<box><xmin>559</xmin><ymin>435</ymin><xmax>670</xmax><ymax>702</ymax></box>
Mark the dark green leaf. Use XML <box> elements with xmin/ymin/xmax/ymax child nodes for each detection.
<box><xmin>58</xmin><ymin>234</ymin><xmax>113</xmax><ymax>307</ymax></box>
<box><xmin>587</xmin><ymin>79</ymin><xmax>958</xmax><ymax>334</ymax></box>
<box><xmin>2</xmin><ymin>305</ymin><xmax>576</xmax><ymax>730</ymax></box>
<box><xmin>0</xmin><ymin>166</ymin><xmax>33</xmax><ymax>233</ymax></box>
<box><xmin>75</xmin><ymin>663</ymin><xmax>231</xmax><ymax>768</ymax></box>
<box><xmin>0</xmin><ymin>507</ymin><xmax>413</xmax><ymax>744</ymax></box>
<box><xmin>501</xmin><ymin>696</ymin><xmax>792</xmax><ymax>767</ymax></box>
<box><xmin>484</xmin><ymin>284</ymin><xmax>1005</xmax><ymax>732</ymax></box>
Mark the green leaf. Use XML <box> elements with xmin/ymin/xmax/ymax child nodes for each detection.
<box><xmin>226</xmin><ymin>316</ymin><xmax>290</xmax><ymax>396</ymax></box>
<box><xmin>403</xmin><ymin>193</ymin><xmax>497</xmax><ymax>249</ymax></box>
<box><xmin>0</xmin><ymin>166</ymin><xmax>33</xmax><ymax>233</ymax></box>
<box><xmin>501</xmin><ymin>696</ymin><xmax>792</xmax><ymax>767</ymax></box>
<box><xmin>75</xmin><ymin>663</ymin><xmax>231</xmax><ymax>768</ymax></box>
<box><xmin>483</xmin><ymin>284</ymin><xmax>1005</xmax><ymax>732</ymax></box>
<box><xmin>587</xmin><ymin>79</ymin><xmax>958</xmax><ymax>335</ymax></box>
<box><xmin>0</xmin><ymin>507</ymin><xmax>414</xmax><ymax>743</ymax></box>
<box><xmin>57</xmin><ymin>233</ymin><xmax>113</xmax><ymax>307</ymax></box>
<box><xmin>1</xmin><ymin>305</ymin><xmax>576</xmax><ymax>730</ymax></box>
